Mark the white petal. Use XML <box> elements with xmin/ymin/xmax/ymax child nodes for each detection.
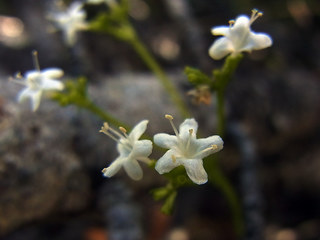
<box><xmin>25</xmin><ymin>70</ymin><xmax>40</xmax><ymax>80</ymax></box>
<box><xmin>18</xmin><ymin>88</ymin><xmax>42</xmax><ymax>111</ymax></box>
<box><xmin>183</xmin><ymin>159</ymin><xmax>208</xmax><ymax>185</ymax></box>
<box><xmin>153</xmin><ymin>133</ymin><xmax>177</xmax><ymax>149</ymax></box>
<box><xmin>233</xmin><ymin>15</ymin><xmax>250</xmax><ymax>30</ymax></box>
<box><xmin>179</xmin><ymin>118</ymin><xmax>198</xmax><ymax>140</ymax></box>
<box><xmin>42</xmin><ymin>68</ymin><xmax>64</xmax><ymax>78</ymax></box>
<box><xmin>102</xmin><ymin>157</ymin><xmax>124</xmax><ymax>178</ymax></box>
<box><xmin>242</xmin><ymin>32</ymin><xmax>272</xmax><ymax>51</ymax></box>
<box><xmin>209</xmin><ymin>37</ymin><xmax>233</xmax><ymax>60</ymax></box>
<box><xmin>41</xmin><ymin>79</ymin><xmax>64</xmax><ymax>91</ymax></box>
<box><xmin>130</xmin><ymin>140</ymin><xmax>152</xmax><ymax>159</ymax></box>
<box><xmin>211</xmin><ymin>26</ymin><xmax>230</xmax><ymax>36</ymax></box>
<box><xmin>123</xmin><ymin>159</ymin><xmax>143</xmax><ymax>180</ymax></box>
<box><xmin>196</xmin><ymin>135</ymin><xmax>224</xmax><ymax>159</ymax></box>
<box><xmin>128</xmin><ymin>120</ymin><xmax>148</xmax><ymax>141</ymax></box>
<box><xmin>155</xmin><ymin>149</ymin><xmax>180</xmax><ymax>174</ymax></box>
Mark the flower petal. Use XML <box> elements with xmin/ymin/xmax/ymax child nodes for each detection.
<box><xmin>42</xmin><ymin>68</ymin><xmax>64</xmax><ymax>78</ymax></box>
<box><xmin>153</xmin><ymin>133</ymin><xmax>177</xmax><ymax>149</ymax></box>
<box><xmin>128</xmin><ymin>120</ymin><xmax>148</xmax><ymax>141</ymax></box>
<box><xmin>18</xmin><ymin>88</ymin><xmax>42</xmax><ymax>111</ymax></box>
<box><xmin>211</xmin><ymin>26</ymin><xmax>230</xmax><ymax>36</ymax></box>
<box><xmin>123</xmin><ymin>159</ymin><xmax>143</xmax><ymax>180</ymax></box>
<box><xmin>183</xmin><ymin>159</ymin><xmax>208</xmax><ymax>185</ymax></box>
<box><xmin>155</xmin><ymin>149</ymin><xmax>180</xmax><ymax>174</ymax></box>
<box><xmin>196</xmin><ymin>135</ymin><xmax>224</xmax><ymax>159</ymax></box>
<box><xmin>130</xmin><ymin>139</ymin><xmax>152</xmax><ymax>159</ymax></box>
<box><xmin>102</xmin><ymin>157</ymin><xmax>124</xmax><ymax>178</ymax></box>
<box><xmin>179</xmin><ymin>118</ymin><xmax>198</xmax><ymax>140</ymax></box>
<box><xmin>41</xmin><ymin>78</ymin><xmax>64</xmax><ymax>91</ymax></box>
<box><xmin>209</xmin><ymin>37</ymin><xmax>233</xmax><ymax>60</ymax></box>
<box><xmin>242</xmin><ymin>32</ymin><xmax>272</xmax><ymax>51</ymax></box>
<box><xmin>232</xmin><ymin>15</ymin><xmax>250</xmax><ymax>31</ymax></box>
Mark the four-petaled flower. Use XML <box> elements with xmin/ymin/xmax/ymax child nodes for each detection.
<box><xmin>209</xmin><ymin>9</ymin><xmax>272</xmax><ymax>60</ymax></box>
<box><xmin>154</xmin><ymin>115</ymin><xmax>224</xmax><ymax>185</ymax></box>
<box><xmin>13</xmin><ymin>51</ymin><xmax>64</xmax><ymax>111</ymax></box>
<box><xmin>48</xmin><ymin>2</ymin><xmax>88</xmax><ymax>46</ymax></box>
<box><xmin>100</xmin><ymin>120</ymin><xmax>153</xmax><ymax>180</ymax></box>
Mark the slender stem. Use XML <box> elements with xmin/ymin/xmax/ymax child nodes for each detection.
<box><xmin>209</xmin><ymin>159</ymin><xmax>244</xmax><ymax>237</ymax></box>
<box><xmin>130</xmin><ymin>35</ymin><xmax>191</xmax><ymax>118</ymax></box>
<box><xmin>78</xmin><ymin>98</ymin><xmax>130</xmax><ymax>130</ymax></box>
<box><xmin>216</xmin><ymin>89</ymin><xmax>225</xmax><ymax>137</ymax></box>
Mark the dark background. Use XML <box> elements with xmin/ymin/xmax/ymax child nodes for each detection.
<box><xmin>0</xmin><ymin>0</ymin><xmax>320</xmax><ymax>240</ymax></box>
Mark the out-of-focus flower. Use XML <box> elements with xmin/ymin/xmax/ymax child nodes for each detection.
<box><xmin>48</xmin><ymin>2</ymin><xmax>88</xmax><ymax>45</ymax></box>
<box><xmin>100</xmin><ymin>120</ymin><xmax>152</xmax><ymax>180</ymax></box>
<box><xmin>12</xmin><ymin>51</ymin><xmax>64</xmax><ymax>111</ymax></box>
<box><xmin>209</xmin><ymin>9</ymin><xmax>272</xmax><ymax>60</ymax></box>
<box><xmin>154</xmin><ymin>115</ymin><xmax>223</xmax><ymax>184</ymax></box>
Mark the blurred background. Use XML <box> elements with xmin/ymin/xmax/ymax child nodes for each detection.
<box><xmin>0</xmin><ymin>0</ymin><xmax>320</xmax><ymax>240</ymax></box>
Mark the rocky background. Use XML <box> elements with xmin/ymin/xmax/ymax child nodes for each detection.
<box><xmin>0</xmin><ymin>0</ymin><xmax>320</xmax><ymax>240</ymax></box>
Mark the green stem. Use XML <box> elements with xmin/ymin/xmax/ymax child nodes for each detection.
<box><xmin>209</xmin><ymin>159</ymin><xmax>244</xmax><ymax>237</ymax></box>
<box><xmin>78</xmin><ymin>98</ymin><xmax>130</xmax><ymax>130</ymax></box>
<box><xmin>129</xmin><ymin>35</ymin><xmax>190</xmax><ymax>118</ymax></box>
<box><xmin>216</xmin><ymin>89</ymin><xmax>225</xmax><ymax>137</ymax></box>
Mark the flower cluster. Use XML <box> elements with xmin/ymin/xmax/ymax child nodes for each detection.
<box><xmin>100</xmin><ymin>115</ymin><xmax>223</xmax><ymax>185</ymax></box>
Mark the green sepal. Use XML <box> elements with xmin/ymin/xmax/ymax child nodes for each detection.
<box><xmin>51</xmin><ymin>77</ymin><xmax>88</xmax><ymax>107</ymax></box>
<box><xmin>184</xmin><ymin>66</ymin><xmax>212</xmax><ymax>87</ymax></box>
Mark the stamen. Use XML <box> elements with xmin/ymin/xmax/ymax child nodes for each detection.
<box><xmin>119</xmin><ymin>126</ymin><xmax>128</xmax><ymax>137</ymax></box>
<box><xmin>186</xmin><ymin>129</ymin><xmax>193</xmax><ymax>150</ymax></box>
<box><xmin>99</xmin><ymin>123</ymin><xmax>120</xmax><ymax>143</ymax></box>
<box><xmin>101</xmin><ymin>168</ymin><xmax>107</xmax><ymax>174</ymax></box>
<box><xmin>250</xmin><ymin>9</ymin><xmax>263</xmax><ymax>24</ymax></box>
<box><xmin>229</xmin><ymin>20</ymin><xmax>235</xmax><ymax>27</ymax></box>
<box><xmin>171</xmin><ymin>155</ymin><xmax>177</xmax><ymax>163</ymax></box>
<box><xmin>9</xmin><ymin>76</ymin><xmax>26</xmax><ymax>86</ymax></box>
<box><xmin>32</xmin><ymin>50</ymin><xmax>41</xmax><ymax>72</ymax></box>
<box><xmin>194</xmin><ymin>144</ymin><xmax>219</xmax><ymax>158</ymax></box>
<box><xmin>165</xmin><ymin>114</ymin><xmax>180</xmax><ymax>137</ymax></box>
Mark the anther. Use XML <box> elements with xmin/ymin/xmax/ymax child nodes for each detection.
<box><xmin>211</xmin><ymin>144</ymin><xmax>218</xmax><ymax>150</ymax></box>
<box><xmin>165</xmin><ymin>114</ymin><xmax>173</xmax><ymax>120</ymax></box>
<box><xmin>119</xmin><ymin>126</ymin><xmax>128</xmax><ymax>137</ymax></box>
<box><xmin>189</xmin><ymin>129</ymin><xmax>193</xmax><ymax>135</ymax></box>
<box><xmin>229</xmin><ymin>20</ymin><xmax>235</xmax><ymax>27</ymax></box>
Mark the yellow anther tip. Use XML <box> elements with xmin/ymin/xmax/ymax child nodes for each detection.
<box><xmin>101</xmin><ymin>168</ymin><xmax>107</xmax><ymax>173</ymax></box>
<box><xmin>171</xmin><ymin>155</ymin><xmax>177</xmax><ymax>163</ymax></box>
<box><xmin>189</xmin><ymin>129</ymin><xmax>193</xmax><ymax>134</ymax></box>
<box><xmin>165</xmin><ymin>114</ymin><xmax>174</xmax><ymax>120</ymax></box>
<box><xmin>32</xmin><ymin>50</ymin><xmax>38</xmax><ymax>56</ymax></box>
<box><xmin>119</xmin><ymin>126</ymin><xmax>127</xmax><ymax>133</ymax></box>
<box><xmin>103</xmin><ymin>122</ymin><xmax>109</xmax><ymax>129</ymax></box>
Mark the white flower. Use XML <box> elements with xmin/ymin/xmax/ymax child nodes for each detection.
<box><xmin>209</xmin><ymin>9</ymin><xmax>272</xmax><ymax>60</ymax></box>
<box><xmin>48</xmin><ymin>2</ymin><xmax>88</xmax><ymax>45</ymax></box>
<box><xmin>100</xmin><ymin>120</ymin><xmax>153</xmax><ymax>180</ymax></box>
<box><xmin>154</xmin><ymin>115</ymin><xmax>223</xmax><ymax>185</ymax></box>
<box><xmin>13</xmin><ymin>51</ymin><xmax>64</xmax><ymax>111</ymax></box>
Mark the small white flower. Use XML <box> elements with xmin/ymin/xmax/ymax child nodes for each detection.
<box><xmin>209</xmin><ymin>9</ymin><xmax>272</xmax><ymax>60</ymax></box>
<box><xmin>154</xmin><ymin>115</ymin><xmax>223</xmax><ymax>185</ymax></box>
<box><xmin>100</xmin><ymin>120</ymin><xmax>153</xmax><ymax>180</ymax></box>
<box><xmin>13</xmin><ymin>51</ymin><xmax>64</xmax><ymax>111</ymax></box>
<box><xmin>48</xmin><ymin>2</ymin><xmax>88</xmax><ymax>45</ymax></box>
